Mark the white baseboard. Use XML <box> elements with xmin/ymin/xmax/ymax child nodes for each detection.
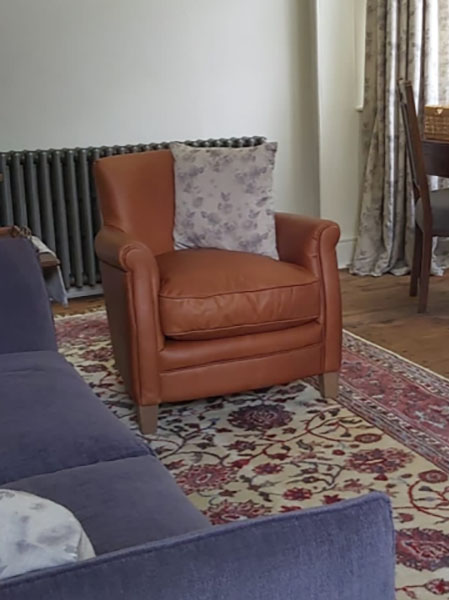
<box><xmin>337</xmin><ymin>238</ymin><xmax>355</xmax><ymax>269</ymax></box>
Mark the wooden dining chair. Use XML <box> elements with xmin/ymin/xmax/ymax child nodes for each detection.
<box><xmin>398</xmin><ymin>79</ymin><xmax>449</xmax><ymax>313</ymax></box>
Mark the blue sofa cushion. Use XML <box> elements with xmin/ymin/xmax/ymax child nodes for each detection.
<box><xmin>0</xmin><ymin>236</ymin><xmax>57</xmax><ymax>355</ymax></box>
<box><xmin>0</xmin><ymin>493</ymin><xmax>395</xmax><ymax>600</ymax></box>
<box><xmin>0</xmin><ymin>351</ymin><xmax>151</xmax><ymax>485</ymax></box>
<box><xmin>6</xmin><ymin>455</ymin><xmax>210</xmax><ymax>554</ymax></box>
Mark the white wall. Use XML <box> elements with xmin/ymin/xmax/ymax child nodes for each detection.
<box><xmin>0</xmin><ymin>0</ymin><xmax>319</xmax><ymax>215</ymax></box>
<box><xmin>315</xmin><ymin>0</ymin><xmax>361</xmax><ymax>267</ymax></box>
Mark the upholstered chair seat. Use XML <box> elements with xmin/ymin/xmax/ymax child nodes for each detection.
<box><xmin>415</xmin><ymin>188</ymin><xmax>449</xmax><ymax>236</ymax></box>
<box><xmin>94</xmin><ymin>145</ymin><xmax>342</xmax><ymax>433</ymax></box>
<box><xmin>157</xmin><ymin>248</ymin><xmax>320</xmax><ymax>341</ymax></box>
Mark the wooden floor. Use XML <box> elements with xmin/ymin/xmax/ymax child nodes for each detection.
<box><xmin>55</xmin><ymin>271</ymin><xmax>449</xmax><ymax>379</ymax></box>
<box><xmin>341</xmin><ymin>270</ymin><xmax>449</xmax><ymax>378</ymax></box>
<box><xmin>54</xmin><ymin>296</ymin><xmax>104</xmax><ymax>317</ymax></box>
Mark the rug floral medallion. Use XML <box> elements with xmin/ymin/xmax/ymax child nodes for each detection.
<box><xmin>56</xmin><ymin>310</ymin><xmax>449</xmax><ymax>599</ymax></box>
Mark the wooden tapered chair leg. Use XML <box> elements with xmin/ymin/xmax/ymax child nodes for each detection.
<box><xmin>418</xmin><ymin>233</ymin><xmax>432</xmax><ymax>313</ymax></box>
<box><xmin>410</xmin><ymin>225</ymin><xmax>422</xmax><ymax>297</ymax></box>
<box><xmin>319</xmin><ymin>372</ymin><xmax>339</xmax><ymax>399</ymax></box>
<box><xmin>137</xmin><ymin>404</ymin><xmax>158</xmax><ymax>435</ymax></box>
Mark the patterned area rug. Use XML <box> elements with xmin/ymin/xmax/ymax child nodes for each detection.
<box><xmin>56</xmin><ymin>309</ymin><xmax>449</xmax><ymax>599</ymax></box>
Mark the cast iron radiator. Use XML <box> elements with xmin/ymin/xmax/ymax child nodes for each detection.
<box><xmin>0</xmin><ymin>136</ymin><xmax>265</xmax><ymax>295</ymax></box>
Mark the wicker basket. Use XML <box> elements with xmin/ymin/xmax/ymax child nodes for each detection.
<box><xmin>424</xmin><ymin>105</ymin><xmax>449</xmax><ymax>141</ymax></box>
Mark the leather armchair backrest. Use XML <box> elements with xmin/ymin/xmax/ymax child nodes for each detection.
<box><xmin>94</xmin><ymin>150</ymin><xmax>175</xmax><ymax>256</ymax></box>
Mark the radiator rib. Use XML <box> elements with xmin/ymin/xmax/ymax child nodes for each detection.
<box><xmin>0</xmin><ymin>154</ymin><xmax>14</xmax><ymax>224</ymax></box>
<box><xmin>37</xmin><ymin>152</ymin><xmax>56</xmax><ymax>251</ymax></box>
<box><xmin>25</xmin><ymin>152</ymin><xmax>42</xmax><ymax>238</ymax></box>
<box><xmin>78</xmin><ymin>149</ymin><xmax>96</xmax><ymax>287</ymax></box>
<box><xmin>65</xmin><ymin>150</ymin><xmax>84</xmax><ymax>288</ymax></box>
<box><xmin>0</xmin><ymin>137</ymin><xmax>266</xmax><ymax>294</ymax></box>
<box><xmin>11</xmin><ymin>153</ymin><xmax>27</xmax><ymax>227</ymax></box>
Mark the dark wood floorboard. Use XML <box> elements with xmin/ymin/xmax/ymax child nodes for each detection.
<box><xmin>341</xmin><ymin>270</ymin><xmax>449</xmax><ymax>378</ymax></box>
<box><xmin>54</xmin><ymin>271</ymin><xmax>449</xmax><ymax>378</ymax></box>
<box><xmin>53</xmin><ymin>296</ymin><xmax>104</xmax><ymax>316</ymax></box>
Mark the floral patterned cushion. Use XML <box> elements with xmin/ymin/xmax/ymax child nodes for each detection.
<box><xmin>0</xmin><ymin>489</ymin><xmax>95</xmax><ymax>580</ymax></box>
<box><xmin>170</xmin><ymin>142</ymin><xmax>279</xmax><ymax>259</ymax></box>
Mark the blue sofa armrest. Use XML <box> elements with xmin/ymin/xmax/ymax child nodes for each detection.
<box><xmin>1</xmin><ymin>493</ymin><xmax>395</xmax><ymax>600</ymax></box>
<box><xmin>0</xmin><ymin>235</ymin><xmax>57</xmax><ymax>354</ymax></box>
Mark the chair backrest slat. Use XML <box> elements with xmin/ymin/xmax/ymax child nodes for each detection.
<box><xmin>397</xmin><ymin>79</ymin><xmax>432</xmax><ymax>229</ymax></box>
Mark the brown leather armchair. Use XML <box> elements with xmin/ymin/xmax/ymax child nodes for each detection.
<box><xmin>94</xmin><ymin>149</ymin><xmax>342</xmax><ymax>433</ymax></box>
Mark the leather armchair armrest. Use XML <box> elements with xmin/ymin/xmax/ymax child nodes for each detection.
<box><xmin>95</xmin><ymin>227</ymin><xmax>153</xmax><ymax>272</ymax></box>
<box><xmin>95</xmin><ymin>228</ymin><xmax>161</xmax><ymax>317</ymax></box>
<box><xmin>275</xmin><ymin>212</ymin><xmax>342</xmax><ymax>374</ymax></box>
<box><xmin>275</xmin><ymin>213</ymin><xmax>340</xmax><ymax>274</ymax></box>
<box><xmin>95</xmin><ymin>227</ymin><xmax>163</xmax><ymax>404</ymax></box>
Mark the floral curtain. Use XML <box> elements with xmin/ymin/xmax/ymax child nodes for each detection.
<box><xmin>351</xmin><ymin>0</ymin><xmax>449</xmax><ymax>276</ymax></box>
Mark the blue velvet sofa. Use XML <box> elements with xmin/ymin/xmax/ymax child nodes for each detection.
<box><xmin>0</xmin><ymin>234</ymin><xmax>396</xmax><ymax>599</ymax></box>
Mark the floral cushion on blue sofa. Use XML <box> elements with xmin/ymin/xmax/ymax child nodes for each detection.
<box><xmin>0</xmin><ymin>490</ymin><xmax>95</xmax><ymax>580</ymax></box>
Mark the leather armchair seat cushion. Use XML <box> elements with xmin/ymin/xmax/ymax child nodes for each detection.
<box><xmin>157</xmin><ymin>249</ymin><xmax>320</xmax><ymax>341</ymax></box>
